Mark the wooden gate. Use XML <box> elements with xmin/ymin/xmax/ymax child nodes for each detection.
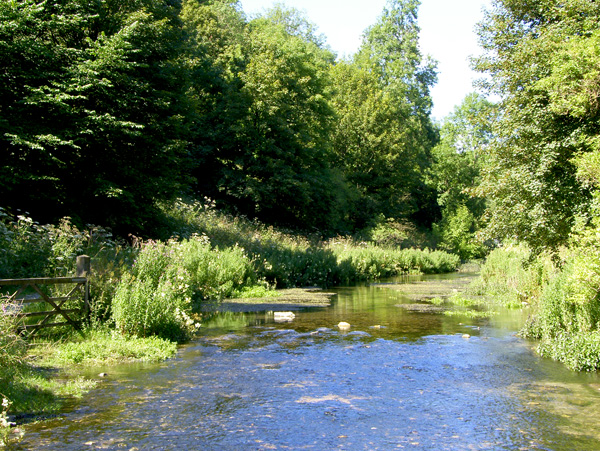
<box><xmin>0</xmin><ymin>255</ymin><xmax>90</xmax><ymax>336</ymax></box>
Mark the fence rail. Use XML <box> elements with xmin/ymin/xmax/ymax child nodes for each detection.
<box><xmin>0</xmin><ymin>255</ymin><xmax>90</xmax><ymax>336</ymax></box>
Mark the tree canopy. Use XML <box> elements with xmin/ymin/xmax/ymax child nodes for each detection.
<box><xmin>0</xmin><ymin>0</ymin><xmax>488</xmax><ymax>242</ymax></box>
<box><xmin>472</xmin><ymin>0</ymin><xmax>600</xmax><ymax>253</ymax></box>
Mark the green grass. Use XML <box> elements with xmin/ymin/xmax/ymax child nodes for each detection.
<box><xmin>33</xmin><ymin>329</ymin><xmax>178</xmax><ymax>366</ymax></box>
<box><xmin>443</xmin><ymin>309</ymin><xmax>498</xmax><ymax>319</ymax></box>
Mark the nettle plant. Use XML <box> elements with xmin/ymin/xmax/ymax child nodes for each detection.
<box><xmin>112</xmin><ymin>235</ymin><xmax>256</xmax><ymax>341</ymax></box>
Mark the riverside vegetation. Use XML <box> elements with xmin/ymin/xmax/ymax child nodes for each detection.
<box><xmin>0</xmin><ymin>201</ymin><xmax>460</xmax><ymax>444</ymax></box>
<box><xmin>5</xmin><ymin>0</ymin><xmax>600</xmax><ymax>445</ymax></box>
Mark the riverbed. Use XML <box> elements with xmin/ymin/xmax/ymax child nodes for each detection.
<box><xmin>15</xmin><ymin>273</ymin><xmax>600</xmax><ymax>450</ymax></box>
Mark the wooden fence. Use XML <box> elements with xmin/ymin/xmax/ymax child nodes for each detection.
<box><xmin>0</xmin><ymin>255</ymin><xmax>91</xmax><ymax>336</ymax></box>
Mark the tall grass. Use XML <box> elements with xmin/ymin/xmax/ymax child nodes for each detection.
<box><xmin>474</xmin><ymin>241</ymin><xmax>600</xmax><ymax>371</ymax></box>
<box><xmin>161</xmin><ymin>199</ymin><xmax>460</xmax><ymax>288</ymax></box>
<box><xmin>470</xmin><ymin>242</ymin><xmax>556</xmax><ymax>307</ymax></box>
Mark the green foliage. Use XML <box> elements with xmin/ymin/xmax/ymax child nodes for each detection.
<box><xmin>0</xmin><ymin>301</ymin><xmax>27</xmax><ymax>396</ymax></box>
<box><xmin>43</xmin><ymin>329</ymin><xmax>178</xmax><ymax>365</ymax></box>
<box><xmin>473</xmin><ymin>243</ymin><xmax>556</xmax><ymax>307</ymax></box>
<box><xmin>524</xmin><ymin>251</ymin><xmax>600</xmax><ymax>338</ymax></box>
<box><xmin>443</xmin><ymin>310</ymin><xmax>496</xmax><ymax>319</ymax></box>
<box><xmin>232</xmin><ymin>284</ymin><xmax>280</xmax><ymax>299</ymax></box>
<box><xmin>537</xmin><ymin>331</ymin><xmax>600</xmax><ymax>372</ymax></box>
<box><xmin>328</xmin><ymin>0</ymin><xmax>439</xmax><ymax>229</ymax></box>
<box><xmin>111</xmin><ymin>233</ymin><xmax>257</xmax><ymax>340</ymax></box>
<box><xmin>0</xmin><ymin>208</ymin><xmax>105</xmax><ymax>279</ymax></box>
<box><xmin>427</xmin><ymin>93</ymin><xmax>494</xmax><ymax>260</ymax></box>
<box><xmin>161</xmin><ymin>199</ymin><xmax>460</xmax><ymax>288</ymax></box>
<box><xmin>329</xmin><ymin>239</ymin><xmax>460</xmax><ymax>282</ymax></box>
<box><xmin>178</xmin><ymin>237</ymin><xmax>255</xmax><ymax>301</ymax></box>
<box><xmin>0</xmin><ymin>0</ymin><xmax>192</xmax><ymax>235</ymax></box>
<box><xmin>368</xmin><ymin>218</ymin><xmax>413</xmax><ymax>248</ymax></box>
<box><xmin>112</xmin><ymin>240</ymin><xmax>198</xmax><ymax>342</ymax></box>
<box><xmin>472</xmin><ymin>0</ymin><xmax>600</xmax><ymax>254</ymax></box>
<box><xmin>0</xmin><ymin>0</ymin><xmax>445</xmax><ymax>237</ymax></box>
<box><xmin>433</xmin><ymin>205</ymin><xmax>486</xmax><ymax>261</ymax></box>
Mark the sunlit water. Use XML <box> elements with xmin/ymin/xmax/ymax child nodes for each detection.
<box><xmin>16</xmin><ymin>274</ymin><xmax>600</xmax><ymax>450</ymax></box>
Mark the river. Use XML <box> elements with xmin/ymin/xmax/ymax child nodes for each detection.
<box><xmin>15</xmin><ymin>273</ymin><xmax>600</xmax><ymax>450</ymax></box>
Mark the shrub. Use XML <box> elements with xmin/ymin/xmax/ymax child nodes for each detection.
<box><xmin>537</xmin><ymin>331</ymin><xmax>600</xmax><ymax>371</ymax></box>
<box><xmin>112</xmin><ymin>240</ymin><xmax>197</xmax><ymax>342</ymax></box>
<box><xmin>178</xmin><ymin>237</ymin><xmax>255</xmax><ymax>300</ymax></box>
<box><xmin>112</xmin><ymin>235</ymin><xmax>255</xmax><ymax>341</ymax></box>
<box><xmin>472</xmin><ymin>242</ymin><xmax>556</xmax><ymax>306</ymax></box>
<box><xmin>433</xmin><ymin>205</ymin><xmax>487</xmax><ymax>261</ymax></box>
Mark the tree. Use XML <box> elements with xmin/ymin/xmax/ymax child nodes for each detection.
<box><xmin>0</xmin><ymin>0</ymin><xmax>191</xmax><ymax>235</ymax></box>
<box><xmin>329</xmin><ymin>61</ymin><xmax>413</xmax><ymax>228</ymax></box>
<box><xmin>330</xmin><ymin>0</ymin><xmax>439</xmax><ymax>229</ymax></box>
<box><xmin>427</xmin><ymin>93</ymin><xmax>495</xmax><ymax>259</ymax></box>
<box><xmin>226</xmin><ymin>14</ymin><xmax>340</xmax><ymax>228</ymax></box>
<box><xmin>472</xmin><ymin>0</ymin><xmax>600</xmax><ymax>253</ymax></box>
<box><xmin>183</xmin><ymin>2</ymin><xmax>350</xmax><ymax>230</ymax></box>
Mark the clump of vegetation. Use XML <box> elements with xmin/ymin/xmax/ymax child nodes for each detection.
<box><xmin>470</xmin><ymin>243</ymin><xmax>556</xmax><ymax>307</ymax></box>
<box><xmin>112</xmin><ymin>235</ymin><xmax>258</xmax><ymax>341</ymax></box>
<box><xmin>474</xmin><ymin>238</ymin><xmax>600</xmax><ymax>371</ymax></box>
<box><xmin>520</xmin><ymin>247</ymin><xmax>600</xmax><ymax>371</ymax></box>
<box><xmin>37</xmin><ymin>329</ymin><xmax>178</xmax><ymax>366</ymax></box>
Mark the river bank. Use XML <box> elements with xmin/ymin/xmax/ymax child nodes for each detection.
<box><xmin>1</xmin><ymin>205</ymin><xmax>461</xmax><ymax>446</ymax></box>
<box><xmin>17</xmin><ymin>272</ymin><xmax>600</xmax><ymax>451</ymax></box>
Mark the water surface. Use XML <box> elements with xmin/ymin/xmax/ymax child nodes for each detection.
<box><xmin>17</xmin><ymin>274</ymin><xmax>600</xmax><ymax>450</ymax></box>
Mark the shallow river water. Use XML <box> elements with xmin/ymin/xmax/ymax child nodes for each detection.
<box><xmin>17</xmin><ymin>273</ymin><xmax>600</xmax><ymax>450</ymax></box>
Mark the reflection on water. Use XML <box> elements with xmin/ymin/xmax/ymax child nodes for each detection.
<box><xmin>16</xmin><ymin>274</ymin><xmax>600</xmax><ymax>450</ymax></box>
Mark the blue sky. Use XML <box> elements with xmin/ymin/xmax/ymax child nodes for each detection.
<box><xmin>239</xmin><ymin>0</ymin><xmax>492</xmax><ymax>120</ymax></box>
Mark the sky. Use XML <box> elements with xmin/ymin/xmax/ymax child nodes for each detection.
<box><xmin>239</xmin><ymin>0</ymin><xmax>492</xmax><ymax>120</ymax></box>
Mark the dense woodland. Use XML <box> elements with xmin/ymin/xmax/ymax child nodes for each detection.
<box><xmin>3</xmin><ymin>0</ymin><xmax>600</xmax><ymax>256</ymax></box>
<box><xmin>0</xmin><ymin>0</ymin><xmax>488</xmax><ymax>255</ymax></box>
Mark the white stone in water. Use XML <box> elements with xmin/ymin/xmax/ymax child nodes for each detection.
<box><xmin>274</xmin><ymin>311</ymin><xmax>295</xmax><ymax>322</ymax></box>
<box><xmin>462</xmin><ymin>334</ymin><xmax>471</xmax><ymax>339</ymax></box>
<box><xmin>338</xmin><ymin>321</ymin><xmax>351</xmax><ymax>329</ymax></box>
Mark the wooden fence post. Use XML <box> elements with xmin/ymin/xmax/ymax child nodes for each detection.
<box><xmin>76</xmin><ymin>255</ymin><xmax>91</xmax><ymax>315</ymax></box>
<box><xmin>76</xmin><ymin>255</ymin><xmax>91</xmax><ymax>278</ymax></box>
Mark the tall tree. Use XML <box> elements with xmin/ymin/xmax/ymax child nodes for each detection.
<box><xmin>472</xmin><ymin>0</ymin><xmax>600</xmax><ymax>253</ymax></box>
<box><xmin>427</xmin><ymin>93</ymin><xmax>495</xmax><ymax>259</ymax></box>
<box><xmin>330</xmin><ymin>0</ymin><xmax>438</xmax><ymax>229</ymax></box>
<box><xmin>183</xmin><ymin>2</ymin><xmax>350</xmax><ymax>230</ymax></box>
<box><xmin>0</xmin><ymin>0</ymin><xmax>190</xmax><ymax>234</ymax></box>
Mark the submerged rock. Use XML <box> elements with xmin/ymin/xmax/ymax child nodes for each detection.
<box><xmin>273</xmin><ymin>311</ymin><xmax>296</xmax><ymax>322</ymax></box>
